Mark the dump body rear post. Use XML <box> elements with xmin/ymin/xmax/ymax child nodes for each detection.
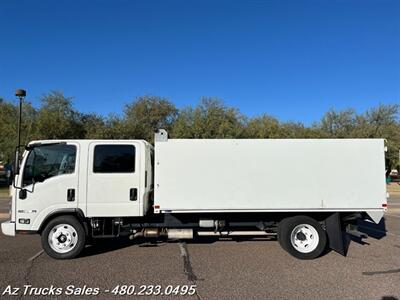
<box><xmin>1</xmin><ymin>129</ymin><xmax>387</xmax><ymax>260</ymax></box>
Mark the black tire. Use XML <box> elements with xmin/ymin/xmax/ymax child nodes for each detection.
<box><xmin>278</xmin><ymin>215</ymin><xmax>327</xmax><ymax>260</ymax></box>
<box><xmin>41</xmin><ymin>215</ymin><xmax>86</xmax><ymax>259</ymax></box>
<box><xmin>277</xmin><ymin>217</ymin><xmax>291</xmax><ymax>251</ymax></box>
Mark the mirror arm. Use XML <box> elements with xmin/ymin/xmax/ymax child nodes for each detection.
<box><xmin>12</xmin><ymin>174</ymin><xmax>35</xmax><ymax>194</ymax></box>
<box><xmin>28</xmin><ymin>180</ymin><xmax>36</xmax><ymax>193</ymax></box>
<box><xmin>12</xmin><ymin>174</ymin><xmax>22</xmax><ymax>191</ymax></box>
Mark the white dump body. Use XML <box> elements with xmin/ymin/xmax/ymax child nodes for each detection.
<box><xmin>154</xmin><ymin>137</ymin><xmax>387</xmax><ymax>222</ymax></box>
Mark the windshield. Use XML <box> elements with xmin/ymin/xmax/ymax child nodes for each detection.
<box><xmin>22</xmin><ymin>144</ymin><xmax>76</xmax><ymax>186</ymax></box>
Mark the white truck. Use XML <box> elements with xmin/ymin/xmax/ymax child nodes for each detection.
<box><xmin>1</xmin><ymin>130</ymin><xmax>387</xmax><ymax>260</ymax></box>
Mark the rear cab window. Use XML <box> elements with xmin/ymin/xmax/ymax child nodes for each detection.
<box><xmin>93</xmin><ymin>145</ymin><xmax>136</xmax><ymax>173</ymax></box>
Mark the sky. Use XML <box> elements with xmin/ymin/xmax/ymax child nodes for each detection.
<box><xmin>0</xmin><ymin>0</ymin><xmax>399</xmax><ymax>124</ymax></box>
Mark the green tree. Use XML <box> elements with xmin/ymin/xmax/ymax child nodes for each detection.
<box><xmin>36</xmin><ymin>91</ymin><xmax>85</xmax><ymax>139</ymax></box>
<box><xmin>319</xmin><ymin>109</ymin><xmax>356</xmax><ymax>138</ymax></box>
<box><xmin>123</xmin><ymin>95</ymin><xmax>178</xmax><ymax>142</ymax></box>
<box><xmin>280</xmin><ymin>122</ymin><xmax>323</xmax><ymax>138</ymax></box>
<box><xmin>244</xmin><ymin>115</ymin><xmax>281</xmax><ymax>138</ymax></box>
<box><xmin>316</xmin><ymin>104</ymin><xmax>400</xmax><ymax>167</ymax></box>
<box><xmin>362</xmin><ymin>104</ymin><xmax>400</xmax><ymax>167</ymax></box>
<box><xmin>172</xmin><ymin>98</ymin><xmax>245</xmax><ymax>138</ymax></box>
<box><xmin>102</xmin><ymin>115</ymin><xmax>127</xmax><ymax>139</ymax></box>
<box><xmin>0</xmin><ymin>99</ymin><xmax>37</xmax><ymax>162</ymax></box>
<box><xmin>82</xmin><ymin>113</ymin><xmax>107</xmax><ymax>139</ymax></box>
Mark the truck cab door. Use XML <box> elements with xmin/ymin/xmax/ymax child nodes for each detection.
<box><xmin>86</xmin><ymin>142</ymin><xmax>142</xmax><ymax>217</ymax></box>
<box><xmin>16</xmin><ymin>143</ymin><xmax>79</xmax><ymax>231</ymax></box>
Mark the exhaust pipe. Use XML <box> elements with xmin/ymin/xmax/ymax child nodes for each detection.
<box><xmin>167</xmin><ymin>229</ymin><xmax>193</xmax><ymax>239</ymax></box>
<box><xmin>197</xmin><ymin>231</ymin><xmax>276</xmax><ymax>236</ymax></box>
<box><xmin>129</xmin><ymin>228</ymin><xmax>194</xmax><ymax>240</ymax></box>
<box><xmin>143</xmin><ymin>228</ymin><xmax>160</xmax><ymax>238</ymax></box>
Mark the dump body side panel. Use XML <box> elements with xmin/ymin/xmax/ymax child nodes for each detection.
<box><xmin>155</xmin><ymin>139</ymin><xmax>386</xmax><ymax>216</ymax></box>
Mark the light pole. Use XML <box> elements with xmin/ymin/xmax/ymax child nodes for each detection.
<box><xmin>14</xmin><ymin>89</ymin><xmax>26</xmax><ymax>174</ymax></box>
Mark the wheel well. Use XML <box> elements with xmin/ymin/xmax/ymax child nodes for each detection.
<box><xmin>277</xmin><ymin>212</ymin><xmax>346</xmax><ymax>256</ymax></box>
<box><xmin>273</xmin><ymin>212</ymin><xmax>336</xmax><ymax>224</ymax></box>
<box><xmin>38</xmin><ymin>209</ymin><xmax>89</xmax><ymax>236</ymax></box>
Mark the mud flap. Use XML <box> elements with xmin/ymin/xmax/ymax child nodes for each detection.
<box><xmin>325</xmin><ymin>213</ymin><xmax>345</xmax><ymax>256</ymax></box>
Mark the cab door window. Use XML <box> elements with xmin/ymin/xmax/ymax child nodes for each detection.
<box><xmin>22</xmin><ymin>144</ymin><xmax>76</xmax><ymax>186</ymax></box>
<box><xmin>93</xmin><ymin>145</ymin><xmax>135</xmax><ymax>173</ymax></box>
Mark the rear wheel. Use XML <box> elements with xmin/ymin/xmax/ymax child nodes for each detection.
<box><xmin>278</xmin><ymin>216</ymin><xmax>326</xmax><ymax>260</ymax></box>
<box><xmin>41</xmin><ymin>215</ymin><xmax>86</xmax><ymax>259</ymax></box>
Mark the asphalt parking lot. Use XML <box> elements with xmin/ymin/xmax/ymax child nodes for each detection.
<box><xmin>0</xmin><ymin>187</ymin><xmax>399</xmax><ymax>300</ymax></box>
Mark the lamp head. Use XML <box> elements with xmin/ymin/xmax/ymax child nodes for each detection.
<box><xmin>15</xmin><ymin>89</ymin><xmax>26</xmax><ymax>97</ymax></box>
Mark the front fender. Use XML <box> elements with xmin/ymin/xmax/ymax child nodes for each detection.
<box><xmin>32</xmin><ymin>207</ymin><xmax>86</xmax><ymax>232</ymax></box>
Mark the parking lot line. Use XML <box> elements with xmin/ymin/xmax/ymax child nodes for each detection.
<box><xmin>27</xmin><ymin>250</ymin><xmax>44</xmax><ymax>262</ymax></box>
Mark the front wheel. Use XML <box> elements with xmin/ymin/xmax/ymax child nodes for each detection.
<box><xmin>278</xmin><ymin>216</ymin><xmax>327</xmax><ymax>260</ymax></box>
<box><xmin>41</xmin><ymin>215</ymin><xmax>86</xmax><ymax>259</ymax></box>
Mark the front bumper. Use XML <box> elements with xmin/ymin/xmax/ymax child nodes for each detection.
<box><xmin>1</xmin><ymin>221</ymin><xmax>16</xmax><ymax>236</ymax></box>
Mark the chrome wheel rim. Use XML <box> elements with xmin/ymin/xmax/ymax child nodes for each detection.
<box><xmin>290</xmin><ymin>224</ymin><xmax>319</xmax><ymax>253</ymax></box>
<box><xmin>48</xmin><ymin>224</ymin><xmax>78</xmax><ymax>254</ymax></box>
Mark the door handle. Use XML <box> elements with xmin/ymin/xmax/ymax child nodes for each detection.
<box><xmin>67</xmin><ymin>189</ymin><xmax>75</xmax><ymax>202</ymax></box>
<box><xmin>130</xmin><ymin>188</ymin><xmax>137</xmax><ymax>201</ymax></box>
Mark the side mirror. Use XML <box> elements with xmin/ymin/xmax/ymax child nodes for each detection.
<box><xmin>19</xmin><ymin>189</ymin><xmax>27</xmax><ymax>200</ymax></box>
